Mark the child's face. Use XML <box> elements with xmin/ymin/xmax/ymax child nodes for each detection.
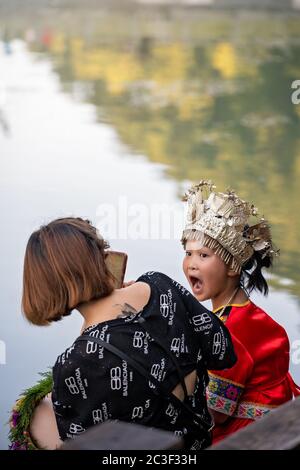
<box><xmin>183</xmin><ymin>240</ymin><xmax>231</xmax><ymax>302</ymax></box>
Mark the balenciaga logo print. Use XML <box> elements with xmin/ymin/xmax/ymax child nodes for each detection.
<box><xmin>132</xmin><ymin>330</ymin><xmax>150</xmax><ymax>354</ymax></box>
<box><xmin>65</xmin><ymin>376</ymin><xmax>79</xmax><ymax>395</ymax></box>
<box><xmin>212</xmin><ymin>332</ymin><xmax>222</xmax><ymax>355</ymax></box>
<box><xmin>131</xmin><ymin>406</ymin><xmax>144</xmax><ymax>419</ymax></box>
<box><xmin>69</xmin><ymin>423</ymin><xmax>85</xmax><ymax>435</ymax></box>
<box><xmin>165</xmin><ymin>402</ymin><xmax>179</xmax><ymax>425</ymax></box>
<box><xmin>92</xmin><ymin>402</ymin><xmax>109</xmax><ymax>424</ymax></box>
<box><xmin>159</xmin><ymin>290</ymin><xmax>176</xmax><ymax>325</ymax></box>
<box><xmin>110</xmin><ymin>360</ymin><xmax>131</xmax><ymax>396</ymax></box>
<box><xmin>65</xmin><ymin>368</ymin><xmax>88</xmax><ymax>399</ymax></box>
<box><xmin>160</xmin><ymin>294</ymin><xmax>169</xmax><ymax>318</ymax></box>
<box><xmin>149</xmin><ymin>359</ymin><xmax>166</xmax><ymax>388</ymax></box>
<box><xmin>86</xmin><ymin>329</ymin><xmax>100</xmax><ymax>354</ymax></box>
<box><xmin>170</xmin><ymin>334</ymin><xmax>186</xmax><ymax>357</ymax></box>
<box><xmin>131</xmin><ymin>399</ymin><xmax>151</xmax><ymax>420</ymax></box>
<box><xmin>57</xmin><ymin>344</ymin><xmax>75</xmax><ymax>365</ymax></box>
<box><xmin>191</xmin><ymin>312</ymin><xmax>212</xmax><ymax>332</ymax></box>
<box><xmin>172</xmin><ymin>280</ymin><xmax>190</xmax><ymax>296</ymax></box>
<box><xmin>110</xmin><ymin>366</ymin><xmax>122</xmax><ymax>390</ymax></box>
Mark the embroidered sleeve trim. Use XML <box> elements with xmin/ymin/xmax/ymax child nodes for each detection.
<box><xmin>207</xmin><ymin>373</ymin><xmax>244</xmax><ymax>416</ymax></box>
<box><xmin>233</xmin><ymin>401</ymin><xmax>276</xmax><ymax>420</ymax></box>
<box><xmin>208</xmin><ymin>372</ymin><xmax>245</xmax><ymax>388</ymax></box>
<box><xmin>207</xmin><ymin>391</ymin><xmax>237</xmax><ymax>416</ymax></box>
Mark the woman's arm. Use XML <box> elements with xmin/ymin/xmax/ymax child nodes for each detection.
<box><xmin>177</xmin><ymin>282</ymin><xmax>237</xmax><ymax>370</ymax></box>
<box><xmin>136</xmin><ymin>271</ymin><xmax>237</xmax><ymax>370</ymax></box>
<box><xmin>29</xmin><ymin>393</ymin><xmax>62</xmax><ymax>450</ymax></box>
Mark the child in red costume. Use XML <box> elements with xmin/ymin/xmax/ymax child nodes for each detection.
<box><xmin>181</xmin><ymin>181</ymin><xmax>300</xmax><ymax>443</ymax></box>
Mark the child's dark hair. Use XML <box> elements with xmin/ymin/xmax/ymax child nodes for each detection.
<box><xmin>240</xmin><ymin>250</ymin><xmax>273</xmax><ymax>296</ymax></box>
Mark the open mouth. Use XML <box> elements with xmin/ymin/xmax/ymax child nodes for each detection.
<box><xmin>189</xmin><ymin>275</ymin><xmax>203</xmax><ymax>293</ymax></box>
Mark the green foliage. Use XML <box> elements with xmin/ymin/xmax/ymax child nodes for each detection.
<box><xmin>8</xmin><ymin>370</ymin><xmax>53</xmax><ymax>450</ymax></box>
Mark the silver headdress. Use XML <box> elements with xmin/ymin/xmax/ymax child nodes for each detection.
<box><xmin>181</xmin><ymin>180</ymin><xmax>277</xmax><ymax>273</ymax></box>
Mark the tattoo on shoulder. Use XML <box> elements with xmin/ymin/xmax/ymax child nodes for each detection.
<box><xmin>114</xmin><ymin>303</ymin><xmax>138</xmax><ymax>318</ymax></box>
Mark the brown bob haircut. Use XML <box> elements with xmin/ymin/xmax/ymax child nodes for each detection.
<box><xmin>22</xmin><ymin>217</ymin><xmax>114</xmax><ymax>326</ymax></box>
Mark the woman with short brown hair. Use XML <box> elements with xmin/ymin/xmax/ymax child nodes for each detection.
<box><xmin>22</xmin><ymin>217</ymin><xmax>114</xmax><ymax>326</ymax></box>
<box><xmin>10</xmin><ymin>216</ymin><xmax>236</xmax><ymax>450</ymax></box>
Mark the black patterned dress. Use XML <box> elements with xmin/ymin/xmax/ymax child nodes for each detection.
<box><xmin>52</xmin><ymin>272</ymin><xmax>236</xmax><ymax>449</ymax></box>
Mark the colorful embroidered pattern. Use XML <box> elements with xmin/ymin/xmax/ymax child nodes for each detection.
<box><xmin>207</xmin><ymin>374</ymin><xmax>276</xmax><ymax>420</ymax></box>
<box><xmin>207</xmin><ymin>373</ymin><xmax>244</xmax><ymax>416</ymax></box>
<box><xmin>233</xmin><ymin>401</ymin><xmax>275</xmax><ymax>420</ymax></box>
<box><xmin>207</xmin><ymin>391</ymin><xmax>237</xmax><ymax>416</ymax></box>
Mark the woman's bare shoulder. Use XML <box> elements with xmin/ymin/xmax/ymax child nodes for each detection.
<box><xmin>125</xmin><ymin>281</ymin><xmax>151</xmax><ymax>298</ymax></box>
<box><xmin>118</xmin><ymin>281</ymin><xmax>151</xmax><ymax>312</ymax></box>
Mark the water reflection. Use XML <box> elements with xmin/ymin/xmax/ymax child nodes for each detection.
<box><xmin>4</xmin><ymin>7</ymin><xmax>298</xmax><ymax>297</ymax></box>
<box><xmin>0</xmin><ymin>3</ymin><xmax>300</xmax><ymax>450</ymax></box>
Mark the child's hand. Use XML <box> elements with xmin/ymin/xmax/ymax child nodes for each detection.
<box><xmin>122</xmin><ymin>280</ymin><xmax>135</xmax><ymax>288</ymax></box>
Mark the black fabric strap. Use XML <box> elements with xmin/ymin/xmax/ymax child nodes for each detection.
<box><xmin>76</xmin><ymin>335</ymin><xmax>161</xmax><ymax>395</ymax></box>
<box><xmin>136</xmin><ymin>317</ymin><xmax>189</xmax><ymax>402</ymax></box>
<box><xmin>76</xmin><ymin>334</ymin><xmax>213</xmax><ymax>431</ymax></box>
